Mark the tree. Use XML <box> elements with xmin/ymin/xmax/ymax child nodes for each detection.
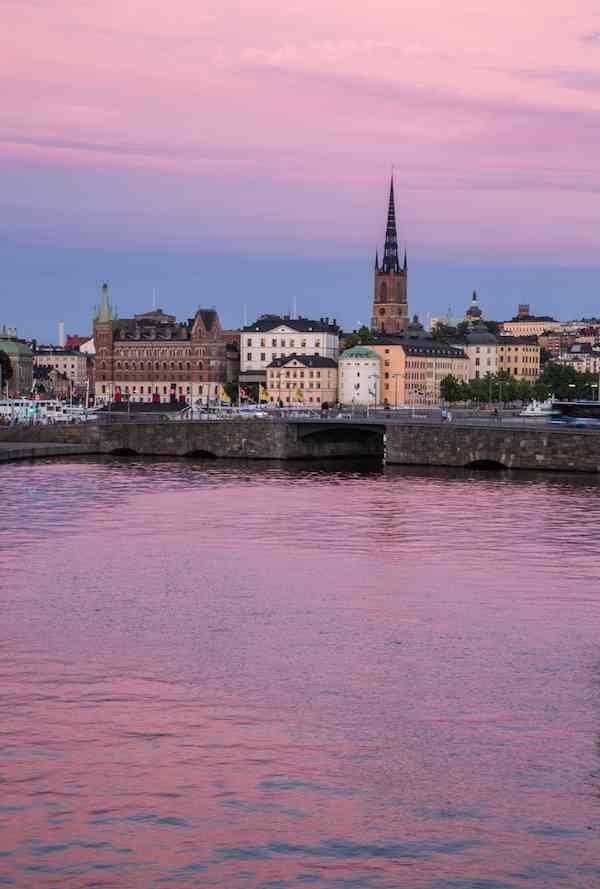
<box><xmin>0</xmin><ymin>350</ymin><xmax>13</xmax><ymax>386</ymax></box>
<box><xmin>431</xmin><ymin>324</ymin><xmax>457</xmax><ymax>343</ymax></box>
<box><xmin>344</xmin><ymin>325</ymin><xmax>374</xmax><ymax>349</ymax></box>
<box><xmin>223</xmin><ymin>382</ymin><xmax>239</xmax><ymax>404</ymax></box>
<box><xmin>440</xmin><ymin>374</ymin><xmax>464</xmax><ymax>402</ymax></box>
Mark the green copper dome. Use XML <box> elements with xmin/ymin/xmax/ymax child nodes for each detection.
<box><xmin>340</xmin><ymin>346</ymin><xmax>379</xmax><ymax>360</ymax></box>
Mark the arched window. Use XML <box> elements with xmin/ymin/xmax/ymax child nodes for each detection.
<box><xmin>379</xmin><ymin>282</ymin><xmax>388</xmax><ymax>303</ymax></box>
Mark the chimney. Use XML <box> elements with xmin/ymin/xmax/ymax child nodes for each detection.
<box><xmin>58</xmin><ymin>320</ymin><xmax>65</xmax><ymax>348</ymax></box>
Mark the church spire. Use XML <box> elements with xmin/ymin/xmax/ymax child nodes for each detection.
<box><xmin>382</xmin><ymin>175</ymin><xmax>399</xmax><ymax>273</ymax></box>
<box><xmin>98</xmin><ymin>282</ymin><xmax>114</xmax><ymax>322</ymax></box>
<box><xmin>374</xmin><ymin>248</ymin><xmax>379</xmax><ymax>271</ymax></box>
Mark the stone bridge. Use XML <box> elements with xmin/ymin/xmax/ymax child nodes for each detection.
<box><xmin>1</xmin><ymin>418</ymin><xmax>600</xmax><ymax>473</ymax></box>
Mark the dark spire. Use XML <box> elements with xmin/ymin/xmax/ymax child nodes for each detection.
<box><xmin>375</xmin><ymin>248</ymin><xmax>379</xmax><ymax>271</ymax></box>
<box><xmin>382</xmin><ymin>175</ymin><xmax>400</xmax><ymax>273</ymax></box>
<box><xmin>403</xmin><ymin>249</ymin><xmax>407</xmax><ymax>271</ymax></box>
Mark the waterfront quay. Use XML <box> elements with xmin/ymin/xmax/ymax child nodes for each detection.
<box><xmin>1</xmin><ymin>415</ymin><xmax>600</xmax><ymax>472</ymax></box>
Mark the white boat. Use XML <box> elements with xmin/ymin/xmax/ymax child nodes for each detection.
<box><xmin>0</xmin><ymin>399</ymin><xmax>98</xmax><ymax>424</ymax></box>
<box><xmin>520</xmin><ymin>398</ymin><xmax>557</xmax><ymax>418</ymax></box>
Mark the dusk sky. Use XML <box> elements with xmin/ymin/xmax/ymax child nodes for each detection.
<box><xmin>3</xmin><ymin>0</ymin><xmax>600</xmax><ymax>340</ymax></box>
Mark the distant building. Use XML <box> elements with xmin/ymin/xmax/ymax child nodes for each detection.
<box><xmin>93</xmin><ymin>284</ymin><xmax>227</xmax><ymax>404</ymax></box>
<box><xmin>0</xmin><ymin>326</ymin><xmax>33</xmax><ymax>395</ymax></box>
<box><xmin>371</xmin><ymin>316</ymin><xmax>469</xmax><ymax>406</ymax></box>
<box><xmin>240</xmin><ymin>315</ymin><xmax>340</xmax><ymax>386</ymax></box>
<box><xmin>338</xmin><ymin>346</ymin><xmax>381</xmax><ymax>406</ymax></box>
<box><xmin>496</xmin><ymin>337</ymin><xmax>541</xmax><ymax>380</ymax></box>
<box><xmin>33</xmin><ymin>365</ymin><xmax>70</xmax><ymax>398</ymax></box>
<box><xmin>462</xmin><ymin>324</ymin><xmax>498</xmax><ymax>379</ymax></box>
<box><xmin>33</xmin><ymin>348</ymin><xmax>88</xmax><ymax>387</ymax></box>
<box><xmin>372</xmin><ymin>178</ymin><xmax>409</xmax><ymax>334</ymax></box>
<box><xmin>266</xmin><ymin>354</ymin><xmax>338</xmax><ymax>406</ymax></box>
<box><xmin>501</xmin><ymin>306</ymin><xmax>560</xmax><ymax>337</ymax></box>
<box><xmin>465</xmin><ymin>291</ymin><xmax>483</xmax><ymax>323</ymax></box>
<box><xmin>557</xmin><ymin>343</ymin><xmax>600</xmax><ymax>375</ymax></box>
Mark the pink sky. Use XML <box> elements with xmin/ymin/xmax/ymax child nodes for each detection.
<box><xmin>3</xmin><ymin>0</ymin><xmax>600</xmax><ymax>262</ymax></box>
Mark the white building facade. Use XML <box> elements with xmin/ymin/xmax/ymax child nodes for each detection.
<box><xmin>240</xmin><ymin>316</ymin><xmax>340</xmax><ymax>381</ymax></box>
<box><xmin>338</xmin><ymin>346</ymin><xmax>381</xmax><ymax>406</ymax></box>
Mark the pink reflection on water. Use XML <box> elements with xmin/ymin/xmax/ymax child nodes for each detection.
<box><xmin>1</xmin><ymin>459</ymin><xmax>599</xmax><ymax>887</ymax></box>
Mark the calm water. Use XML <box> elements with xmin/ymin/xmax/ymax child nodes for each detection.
<box><xmin>1</xmin><ymin>457</ymin><xmax>600</xmax><ymax>889</ymax></box>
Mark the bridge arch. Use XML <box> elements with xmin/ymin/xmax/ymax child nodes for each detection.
<box><xmin>298</xmin><ymin>424</ymin><xmax>385</xmax><ymax>459</ymax></box>
<box><xmin>464</xmin><ymin>458</ymin><xmax>509</xmax><ymax>470</ymax></box>
<box><xmin>182</xmin><ymin>449</ymin><xmax>217</xmax><ymax>459</ymax></box>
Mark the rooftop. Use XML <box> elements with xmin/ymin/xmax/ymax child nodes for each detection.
<box><xmin>340</xmin><ymin>346</ymin><xmax>380</xmax><ymax>360</ymax></box>
<box><xmin>267</xmin><ymin>353</ymin><xmax>338</xmax><ymax>369</ymax></box>
<box><xmin>243</xmin><ymin>315</ymin><xmax>340</xmax><ymax>334</ymax></box>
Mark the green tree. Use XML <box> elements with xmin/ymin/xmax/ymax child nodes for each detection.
<box><xmin>431</xmin><ymin>324</ymin><xmax>457</xmax><ymax>343</ymax></box>
<box><xmin>0</xmin><ymin>350</ymin><xmax>13</xmax><ymax>385</ymax></box>
<box><xmin>223</xmin><ymin>382</ymin><xmax>239</xmax><ymax>404</ymax></box>
<box><xmin>344</xmin><ymin>325</ymin><xmax>374</xmax><ymax>349</ymax></box>
<box><xmin>440</xmin><ymin>374</ymin><xmax>464</xmax><ymax>402</ymax></box>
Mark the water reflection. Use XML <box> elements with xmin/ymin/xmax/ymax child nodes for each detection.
<box><xmin>1</xmin><ymin>458</ymin><xmax>599</xmax><ymax>887</ymax></box>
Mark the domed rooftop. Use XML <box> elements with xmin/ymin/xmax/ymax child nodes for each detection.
<box><xmin>465</xmin><ymin>290</ymin><xmax>483</xmax><ymax>320</ymax></box>
<box><xmin>405</xmin><ymin>314</ymin><xmax>429</xmax><ymax>338</ymax></box>
<box><xmin>0</xmin><ymin>337</ymin><xmax>32</xmax><ymax>356</ymax></box>
<box><xmin>465</xmin><ymin>322</ymin><xmax>497</xmax><ymax>345</ymax></box>
<box><xmin>340</xmin><ymin>346</ymin><xmax>380</xmax><ymax>360</ymax></box>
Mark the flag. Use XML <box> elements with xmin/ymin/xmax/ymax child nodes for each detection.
<box><xmin>259</xmin><ymin>385</ymin><xmax>269</xmax><ymax>403</ymax></box>
<box><xmin>239</xmin><ymin>386</ymin><xmax>247</xmax><ymax>399</ymax></box>
<box><xmin>219</xmin><ymin>386</ymin><xmax>231</xmax><ymax>404</ymax></box>
<box><xmin>293</xmin><ymin>387</ymin><xmax>304</xmax><ymax>402</ymax></box>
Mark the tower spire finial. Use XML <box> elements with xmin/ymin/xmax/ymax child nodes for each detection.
<box><xmin>382</xmin><ymin>174</ymin><xmax>399</xmax><ymax>273</ymax></box>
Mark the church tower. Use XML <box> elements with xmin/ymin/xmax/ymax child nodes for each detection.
<box><xmin>371</xmin><ymin>178</ymin><xmax>408</xmax><ymax>334</ymax></box>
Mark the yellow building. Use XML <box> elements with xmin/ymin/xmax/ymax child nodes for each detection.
<box><xmin>496</xmin><ymin>337</ymin><xmax>541</xmax><ymax>381</ymax></box>
<box><xmin>371</xmin><ymin>325</ymin><xmax>469</xmax><ymax>406</ymax></box>
<box><xmin>266</xmin><ymin>354</ymin><xmax>338</xmax><ymax>406</ymax></box>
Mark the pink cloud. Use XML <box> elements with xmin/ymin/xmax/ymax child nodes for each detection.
<box><xmin>1</xmin><ymin>0</ymin><xmax>600</xmax><ymax>262</ymax></box>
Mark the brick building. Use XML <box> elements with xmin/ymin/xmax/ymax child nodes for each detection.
<box><xmin>93</xmin><ymin>284</ymin><xmax>227</xmax><ymax>405</ymax></box>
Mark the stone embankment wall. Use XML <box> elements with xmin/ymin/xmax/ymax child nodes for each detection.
<box><xmin>1</xmin><ymin>420</ymin><xmax>599</xmax><ymax>472</ymax></box>
<box><xmin>0</xmin><ymin>420</ymin><xmax>384</xmax><ymax>461</ymax></box>
<box><xmin>384</xmin><ymin>423</ymin><xmax>600</xmax><ymax>472</ymax></box>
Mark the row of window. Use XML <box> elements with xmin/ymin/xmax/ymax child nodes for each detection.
<box><xmin>268</xmin><ymin>370</ymin><xmax>323</xmax><ymax>379</ymax></box>
<box><xmin>247</xmin><ymin>338</ymin><xmax>321</xmax><ymax>348</ymax></box>
<box><xmin>268</xmin><ymin>381</ymin><xmax>327</xmax><ymax>390</ymax></box>
<box><xmin>247</xmin><ymin>352</ymin><xmax>321</xmax><ymax>363</ymax></box>
<box><xmin>112</xmin><ymin>361</ymin><xmax>200</xmax><ymax>370</ymax></box>
<box><xmin>100</xmin><ymin>384</ymin><xmax>216</xmax><ymax>395</ymax></box>
<box><xmin>114</xmin><ymin>348</ymin><xmax>197</xmax><ymax>358</ymax></box>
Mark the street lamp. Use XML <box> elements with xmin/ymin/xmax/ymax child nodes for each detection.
<box><xmin>568</xmin><ymin>383</ymin><xmax>576</xmax><ymax>401</ymax></box>
<box><xmin>591</xmin><ymin>383</ymin><xmax>599</xmax><ymax>402</ymax></box>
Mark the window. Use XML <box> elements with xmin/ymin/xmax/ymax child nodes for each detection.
<box><xmin>247</xmin><ymin>338</ymin><xmax>252</xmax><ymax>347</ymax></box>
<box><xmin>247</xmin><ymin>352</ymin><xmax>252</xmax><ymax>361</ymax></box>
<box><xmin>272</xmin><ymin>338</ymin><xmax>277</xmax><ymax>347</ymax></box>
<box><xmin>260</xmin><ymin>339</ymin><xmax>266</xmax><ymax>348</ymax></box>
<box><xmin>260</xmin><ymin>353</ymin><xmax>266</xmax><ymax>361</ymax></box>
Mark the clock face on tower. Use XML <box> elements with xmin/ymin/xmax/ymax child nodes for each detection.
<box><xmin>379</xmin><ymin>308</ymin><xmax>385</xmax><ymax>317</ymax></box>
